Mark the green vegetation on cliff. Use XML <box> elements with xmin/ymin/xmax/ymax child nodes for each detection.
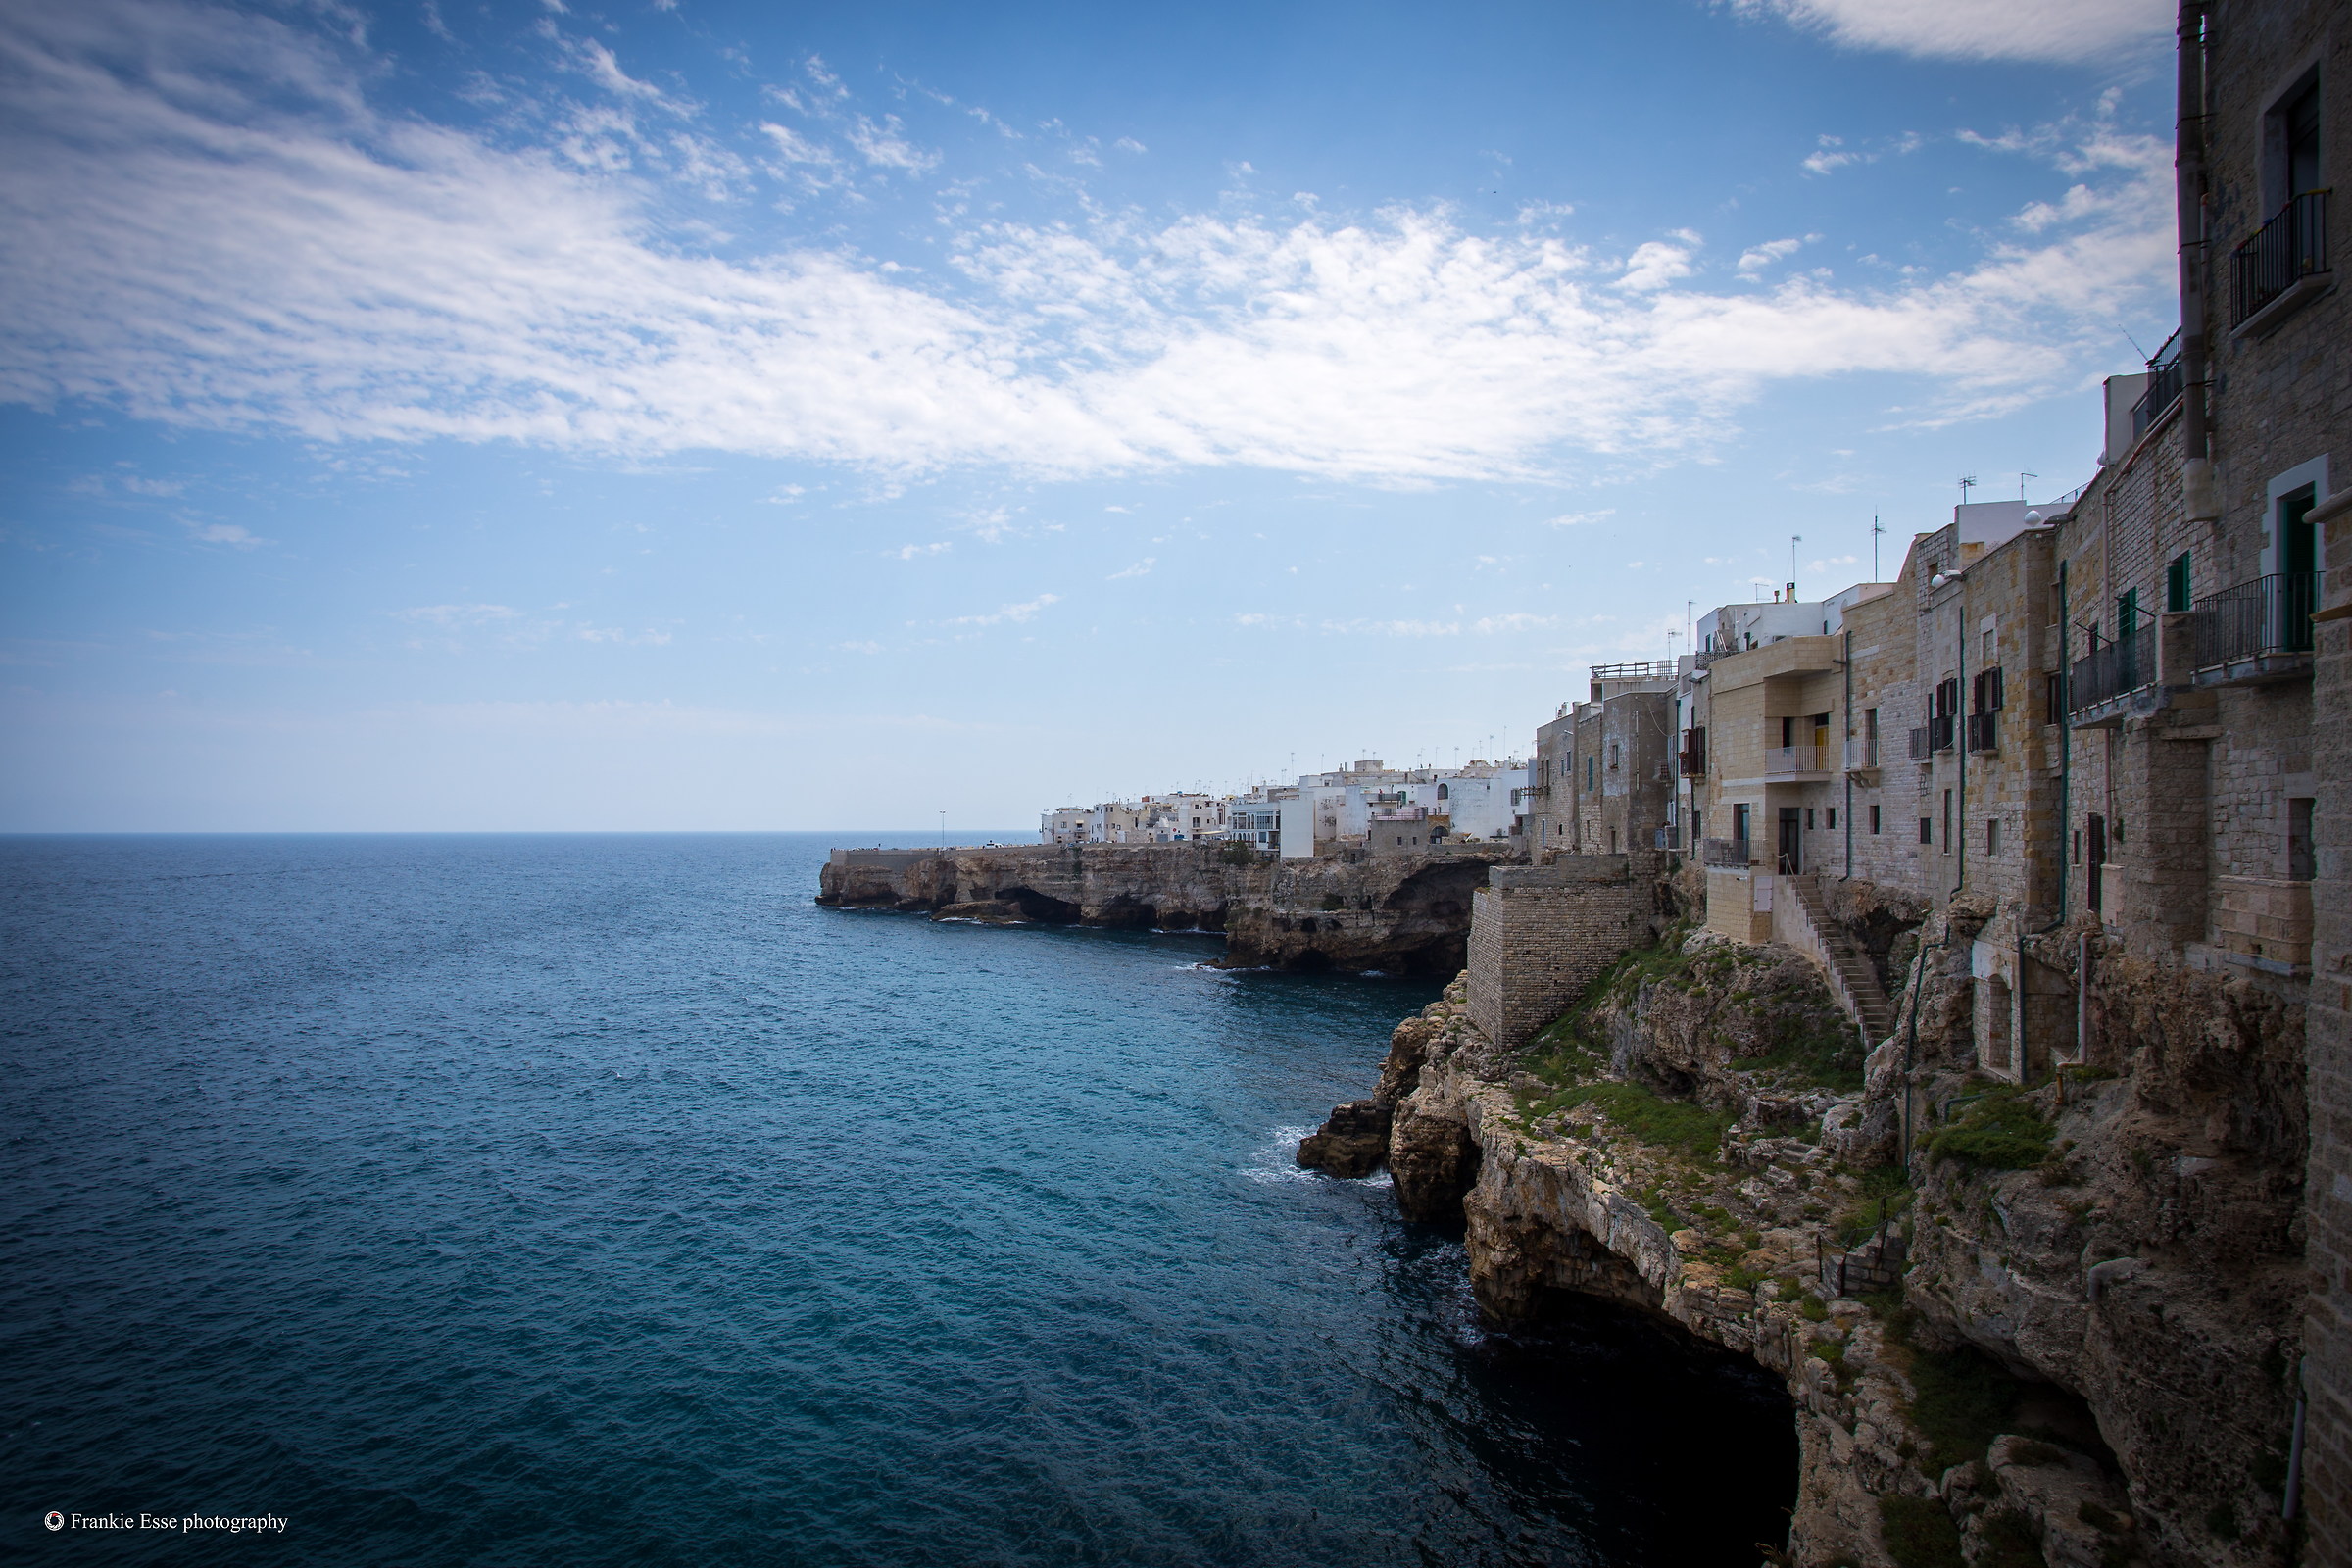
<box><xmin>1926</xmin><ymin>1086</ymin><xmax>2055</xmax><ymax>1171</ymax></box>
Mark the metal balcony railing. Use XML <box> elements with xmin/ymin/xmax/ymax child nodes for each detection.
<box><xmin>2131</xmin><ymin>330</ymin><xmax>2183</xmax><ymax>439</ymax></box>
<box><xmin>1591</xmin><ymin>660</ymin><xmax>1679</xmax><ymax>682</ymax></box>
<box><xmin>2070</xmin><ymin>624</ymin><xmax>2155</xmax><ymax>712</ymax></box>
<box><xmin>2232</xmin><ymin>190</ymin><xmax>2329</xmax><ymax>326</ymax></box>
<box><xmin>1764</xmin><ymin>743</ymin><xmax>1829</xmax><ymax>776</ymax></box>
<box><xmin>1907</xmin><ymin>726</ymin><xmax>1931</xmax><ymax>761</ymax></box>
<box><xmin>1928</xmin><ymin>713</ymin><xmax>1956</xmax><ymax>754</ymax></box>
<box><xmin>1678</xmin><ymin>740</ymin><xmax>1706</xmax><ymax>778</ymax></box>
<box><xmin>1700</xmin><ymin>837</ymin><xmax>1749</xmax><ymax>868</ymax></box>
<box><xmin>2193</xmin><ymin>572</ymin><xmax>2320</xmax><ymax>668</ymax></box>
<box><xmin>1967</xmin><ymin>711</ymin><xmax>1999</xmax><ymax>753</ymax></box>
<box><xmin>1843</xmin><ymin>738</ymin><xmax>1879</xmax><ymax>770</ymax></box>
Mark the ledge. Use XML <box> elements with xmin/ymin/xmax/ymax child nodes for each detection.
<box><xmin>2230</xmin><ymin>271</ymin><xmax>2333</xmax><ymax>341</ymax></box>
<box><xmin>2191</xmin><ymin>651</ymin><xmax>2314</xmax><ymax>688</ymax></box>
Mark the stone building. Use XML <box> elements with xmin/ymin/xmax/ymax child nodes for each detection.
<box><xmin>1525</xmin><ymin>662</ymin><xmax>1677</xmax><ymax>859</ymax></box>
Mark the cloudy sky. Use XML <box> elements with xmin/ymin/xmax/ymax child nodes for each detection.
<box><xmin>1</xmin><ymin>0</ymin><xmax>2180</xmax><ymax>831</ymax></box>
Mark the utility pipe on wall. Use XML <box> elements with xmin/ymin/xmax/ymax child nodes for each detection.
<box><xmin>2177</xmin><ymin>0</ymin><xmax>2217</xmax><ymax>521</ymax></box>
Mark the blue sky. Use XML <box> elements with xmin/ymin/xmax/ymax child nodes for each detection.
<box><xmin>1</xmin><ymin>0</ymin><xmax>2180</xmax><ymax>830</ymax></box>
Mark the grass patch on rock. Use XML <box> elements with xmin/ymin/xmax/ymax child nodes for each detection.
<box><xmin>1877</xmin><ymin>1495</ymin><xmax>1964</xmax><ymax>1568</ymax></box>
<box><xmin>1927</xmin><ymin>1086</ymin><xmax>2055</xmax><ymax>1172</ymax></box>
<box><xmin>1878</xmin><ymin>1305</ymin><xmax>2029</xmax><ymax>1471</ymax></box>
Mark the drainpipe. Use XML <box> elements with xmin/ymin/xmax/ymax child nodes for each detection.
<box><xmin>2057</xmin><ymin>560</ymin><xmax>2071</xmax><ymax>922</ymax></box>
<box><xmin>1955</xmin><ymin>593</ymin><xmax>1968</xmax><ymax>898</ymax></box>
<box><xmin>2178</xmin><ymin>0</ymin><xmax>2219</xmax><ymax>522</ymax></box>
<box><xmin>1843</xmin><ymin>629</ymin><xmax>1855</xmax><ymax>879</ymax></box>
<box><xmin>2287</xmin><ymin>1356</ymin><xmax>2309</xmax><ymax>1519</ymax></box>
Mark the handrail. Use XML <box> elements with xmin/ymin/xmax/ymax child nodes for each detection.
<box><xmin>2069</xmin><ymin>624</ymin><xmax>2155</xmax><ymax>712</ymax></box>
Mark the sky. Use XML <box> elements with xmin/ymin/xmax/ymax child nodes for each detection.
<box><xmin>0</xmin><ymin>0</ymin><xmax>2184</xmax><ymax>831</ymax></box>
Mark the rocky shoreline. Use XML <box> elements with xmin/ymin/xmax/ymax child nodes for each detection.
<box><xmin>816</xmin><ymin>842</ymin><xmax>1515</xmax><ymax>974</ymax></box>
<box><xmin>1301</xmin><ymin>894</ymin><xmax>2304</xmax><ymax>1568</ymax></box>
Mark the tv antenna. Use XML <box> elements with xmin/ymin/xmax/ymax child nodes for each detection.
<box><xmin>2019</xmin><ymin>471</ymin><xmax>2037</xmax><ymax>500</ymax></box>
<box><xmin>1957</xmin><ymin>475</ymin><xmax>1978</xmax><ymax>504</ymax></box>
<box><xmin>1871</xmin><ymin>514</ymin><xmax>1886</xmax><ymax>580</ymax></box>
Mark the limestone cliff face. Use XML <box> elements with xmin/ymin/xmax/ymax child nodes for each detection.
<box><xmin>1301</xmin><ymin>891</ymin><xmax>2300</xmax><ymax>1568</ymax></box>
<box><xmin>816</xmin><ymin>844</ymin><xmax>1511</xmax><ymax>973</ymax></box>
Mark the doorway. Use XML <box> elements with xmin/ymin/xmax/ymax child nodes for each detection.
<box><xmin>1778</xmin><ymin>808</ymin><xmax>1802</xmax><ymax>875</ymax></box>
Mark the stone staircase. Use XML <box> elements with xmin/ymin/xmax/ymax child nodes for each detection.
<box><xmin>1786</xmin><ymin>873</ymin><xmax>1896</xmax><ymax>1048</ymax></box>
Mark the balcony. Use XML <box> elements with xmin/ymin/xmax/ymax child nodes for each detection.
<box><xmin>1928</xmin><ymin>713</ymin><xmax>1956</xmax><ymax>754</ymax></box>
<box><xmin>1678</xmin><ymin>728</ymin><xmax>1707</xmax><ymax>778</ymax></box>
<box><xmin>2130</xmin><ymin>330</ymin><xmax>2182</xmax><ymax>440</ymax></box>
<box><xmin>2232</xmin><ymin>190</ymin><xmax>2330</xmax><ymax>333</ymax></box>
<box><xmin>1907</xmin><ymin>726</ymin><xmax>1931</xmax><ymax>762</ymax></box>
<box><xmin>1700</xmin><ymin>837</ymin><xmax>1751</xmax><ymax>868</ymax></box>
<box><xmin>1966</xmin><ymin>711</ymin><xmax>1999</xmax><ymax>754</ymax></box>
<box><xmin>1763</xmin><ymin>742</ymin><xmax>1831</xmax><ymax>779</ymax></box>
<box><xmin>1843</xmin><ymin>738</ymin><xmax>1881</xmax><ymax>773</ymax></box>
<box><xmin>2069</xmin><ymin>623</ymin><xmax>2156</xmax><ymax>724</ymax></box>
<box><xmin>1592</xmin><ymin>660</ymin><xmax>1678</xmax><ymax>681</ymax></box>
<box><xmin>2192</xmin><ymin>572</ymin><xmax>2319</xmax><ymax>685</ymax></box>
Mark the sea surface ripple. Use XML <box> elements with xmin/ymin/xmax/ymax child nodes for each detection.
<box><xmin>1</xmin><ymin>833</ymin><xmax>1791</xmax><ymax>1566</ymax></box>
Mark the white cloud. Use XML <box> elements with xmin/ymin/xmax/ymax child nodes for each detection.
<box><xmin>945</xmin><ymin>593</ymin><xmax>1059</xmax><ymax>627</ymax></box>
<box><xmin>846</xmin><ymin>114</ymin><xmax>938</xmax><ymax>172</ymax></box>
<box><xmin>1616</xmin><ymin>239</ymin><xmax>1695</xmax><ymax>292</ymax></box>
<box><xmin>122</xmin><ymin>475</ymin><xmax>185</xmax><ymax>495</ymax></box>
<box><xmin>887</xmin><ymin>541</ymin><xmax>952</xmax><ymax>559</ymax></box>
<box><xmin>0</xmin><ymin>3</ymin><xmax>2179</xmax><ymax>484</ymax></box>
<box><xmin>397</xmin><ymin>603</ymin><xmax>522</xmax><ymax>625</ymax></box>
<box><xmin>1736</xmin><ymin>0</ymin><xmax>2170</xmax><ymax>64</ymax></box>
<box><xmin>1801</xmin><ymin>148</ymin><xmax>1860</xmax><ymax>175</ymax></box>
<box><xmin>1545</xmin><ymin>509</ymin><xmax>1614</xmax><ymax>527</ymax></box>
<box><xmin>576</xmin><ymin>625</ymin><xmax>671</xmax><ymax>645</ymax></box>
<box><xmin>1736</xmin><ymin>236</ymin><xmax>1809</xmax><ymax>271</ymax></box>
<box><xmin>1105</xmin><ymin>558</ymin><xmax>1153</xmax><ymax>579</ymax></box>
<box><xmin>184</xmin><ymin>519</ymin><xmax>264</xmax><ymax>548</ymax></box>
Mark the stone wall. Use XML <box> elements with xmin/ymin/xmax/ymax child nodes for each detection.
<box><xmin>2304</xmin><ymin>489</ymin><xmax>2352</xmax><ymax>1565</ymax></box>
<box><xmin>1464</xmin><ymin>856</ymin><xmax>1655</xmax><ymax>1051</ymax></box>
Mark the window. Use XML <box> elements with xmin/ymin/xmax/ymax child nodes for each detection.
<box><xmin>2166</xmin><ymin>552</ymin><xmax>2192</xmax><ymax>612</ymax></box>
<box><xmin>1609</xmin><ymin>742</ymin><xmax>1621</xmax><ymax>771</ymax></box>
<box><xmin>1437</xmin><ymin>782</ymin><xmax>1449</xmax><ymax>800</ymax></box>
<box><xmin>1941</xmin><ymin>788</ymin><xmax>1952</xmax><ymax>852</ymax></box>
<box><xmin>1869</xmin><ymin>805</ymin><xmax>1881</xmax><ymax>835</ymax></box>
<box><xmin>1986</xmin><ymin>817</ymin><xmax>2000</xmax><ymax>855</ymax></box>
<box><xmin>1805</xmin><ymin>808</ymin><xmax>1816</xmax><ymax>830</ymax></box>
<box><xmin>1586</xmin><ymin>755</ymin><xmax>1595</xmax><ymax>790</ymax></box>
<box><xmin>1826</xmin><ymin>808</ymin><xmax>1837</xmax><ymax>830</ymax></box>
<box><xmin>2290</xmin><ymin>798</ymin><xmax>2316</xmax><ymax>880</ymax></box>
<box><xmin>2118</xmin><ymin>587</ymin><xmax>2139</xmax><ymax>640</ymax></box>
<box><xmin>1781</xmin><ymin>715</ymin><xmax>1795</xmax><ymax>748</ymax></box>
<box><xmin>1734</xmin><ymin>804</ymin><xmax>1750</xmax><ymax>844</ymax></box>
<box><xmin>1919</xmin><ymin>816</ymin><xmax>1934</xmax><ymax>845</ymax></box>
<box><xmin>1864</xmin><ymin>708</ymin><xmax>1880</xmax><ymax>765</ymax></box>
<box><xmin>1983</xmin><ymin>625</ymin><xmax>1995</xmax><ymax>665</ymax></box>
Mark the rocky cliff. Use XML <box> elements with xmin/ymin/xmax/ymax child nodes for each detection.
<box><xmin>817</xmin><ymin>842</ymin><xmax>1515</xmax><ymax>973</ymax></box>
<box><xmin>1301</xmin><ymin>891</ymin><xmax>2306</xmax><ymax>1568</ymax></box>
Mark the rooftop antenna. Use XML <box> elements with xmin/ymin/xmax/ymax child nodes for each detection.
<box><xmin>1871</xmin><ymin>514</ymin><xmax>1886</xmax><ymax>580</ymax></box>
<box><xmin>1958</xmin><ymin>475</ymin><xmax>1978</xmax><ymax>505</ymax></box>
<box><xmin>1790</xmin><ymin>534</ymin><xmax>1802</xmax><ymax>597</ymax></box>
<box><xmin>2019</xmin><ymin>471</ymin><xmax>2037</xmax><ymax>501</ymax></box>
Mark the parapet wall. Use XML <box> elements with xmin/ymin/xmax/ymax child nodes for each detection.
<box><xmin>1465</xmin><ymin>854</ymin><xmax>1656</xmax><ymax>1051</ymax></box>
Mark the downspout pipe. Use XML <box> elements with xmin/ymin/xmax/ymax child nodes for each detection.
<box><xmin>1843</xmin><ymin>628</ymin><xmax>1855</xmax><ymax>879</ymax></box>
<box><xmin>2178</xmin><ymin>0</ymin><xmax>2218</xmax><ymax>522</ymax></box>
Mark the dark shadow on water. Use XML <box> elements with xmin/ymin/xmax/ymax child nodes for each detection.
<box><xmin>1382</xmin><ymin>1224</ymin><xmax>1799</xmax><ymax>1568</ymax></box>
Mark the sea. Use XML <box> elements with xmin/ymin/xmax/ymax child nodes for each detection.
<box><xmin>0</xmin><ymin>833</ymin><xmax>1793</xmax><ymax>1566</ymax></box>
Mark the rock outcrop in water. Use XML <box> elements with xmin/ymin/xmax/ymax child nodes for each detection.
<box><xmin>1302</xmin><ymin>891</ymin><xmax>2303</xmax><ymax>1568</ymax></box>
<box><xmin>817</xmin><ymin>843</ymin><xmax>1515</xmax><ymax>974</ymax></box>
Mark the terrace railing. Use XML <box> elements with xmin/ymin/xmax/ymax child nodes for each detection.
<box><xmin>2193</xmin><ymin>572</ymin><xmax>2320</xmax><ymax>668</ymax></box>
<box><xmin>2232</xmin><ymin>190</ymin><xmax>2329</xmax><ymax>326</ymax></box>
<box><xmin>2069</xmin><ymin>623</ymin><xmax>2155</xmax><ymax>714</ymax></box>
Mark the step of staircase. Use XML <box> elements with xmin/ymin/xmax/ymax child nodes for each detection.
<box><xmin>1788</xmin><ymin>873</ymin><xmax>1895</xmax><ymax>1046</ymax></box>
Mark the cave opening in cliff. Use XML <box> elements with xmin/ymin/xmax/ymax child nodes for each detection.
<box><xmin>993</xmin><ymin>885</ymin><xmax>1082</xmax><ymax>924</ymax></box>
<box><xmin>1472</xmin><ymin>1287</ymin><xmax>1801</xmax><ymax>1565</ymax></box>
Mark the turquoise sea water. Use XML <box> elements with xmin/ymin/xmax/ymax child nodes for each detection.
<box><xmin>2</xmin><ymin>833</ymin><xmax>1791</xmax><ymax>1565</ymax></box>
